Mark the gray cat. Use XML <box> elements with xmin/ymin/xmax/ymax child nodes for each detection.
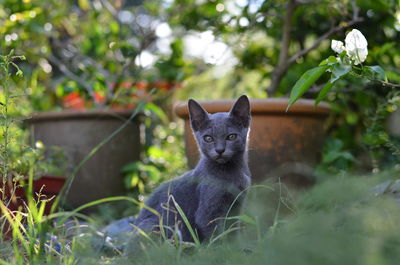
<box><xmin>102</xmin><ymin>95</ymin><xmax>251</xmax><ymax>244</ymax></box>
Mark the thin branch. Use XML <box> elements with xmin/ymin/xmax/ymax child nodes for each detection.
<box><xmin>99</xmin><ymin>0</ymin><xmax>136</xmax><ymax>33</ymax></box>
<box><xmin>268</xmin><ymin>0</ymin><xmax>298</xmax><ymax>94</ymax></box>
<box><xmin>372</xmin><ymin>80</ymin><xmax>400</xmax><ymax>88</ymax></box>
<box><xmin>287</xmin><ymin>17</ymin><xmax>363</xmax><ymax>65</ymax></box>
<box><xmin>46</xmin><ymin>54</ymin><xmax>96</xmax><ymax>100</ymax></box>
<box><xmin>381</xmin><ymin>81</ymin><xmax>400</xmax><ymax>88</ymax></box>
<box><xmin>351</xmin><ymin>0</ymin><xmax>360</xmax><ymax>21</ymax></box>
<box><xmin>278</xmin><ymin>0</ymin><xmax>297</xmax><ymax>68</ymax></box>
<box><xmin>99</xmin><ymin>0</ymin><xmax>155</xmax><ymax>98</ymax></box>
<box><xmin>51</xmin><ymin>38</ymin><xmax>111</xmax><ymax>81</ymax></box>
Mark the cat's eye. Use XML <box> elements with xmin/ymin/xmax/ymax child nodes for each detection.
<box><xmin>203</xmin><ymin>135</ymin><xmax>213</xmax><ymax>142</ymax></box>
<box><xmin>227</xmin><ymin>134</ymin><xmax>237</xmax><ymax>140</ymax></box>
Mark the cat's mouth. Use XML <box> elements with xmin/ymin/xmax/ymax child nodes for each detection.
<box><xmin>214</xmin><ymin>155</ymin><xmax>230</xmax><ymax>164</ymax></box>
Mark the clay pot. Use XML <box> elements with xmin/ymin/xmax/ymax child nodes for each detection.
<box><xmin>26</xmin><ymin>109</ymin><xmax>141</xmax><ymax>208</ymax></box>
<box><xmin>174</xmin><ymin>98</ymin><xmax>330</xmax><ymax>187</ymax></box>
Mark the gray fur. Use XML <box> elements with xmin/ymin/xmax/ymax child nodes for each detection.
<box><xmin>106</xmin><ymin>95</ymin><xmax>251</xmax><ymax>243</ymax></box>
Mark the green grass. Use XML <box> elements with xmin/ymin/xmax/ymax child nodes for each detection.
<box><xmin>2</xmin><ymin>170</ymin><xmax>400</xmax><ymax>264</ymax></box>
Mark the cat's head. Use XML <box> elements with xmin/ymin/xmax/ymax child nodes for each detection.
<box><xmin>188</xmin><ymin>95</ymin><xmax>251</xmax><ymax>164</ymax></box>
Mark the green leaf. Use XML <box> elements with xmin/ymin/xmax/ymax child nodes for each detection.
<box><xmin>364</xmin><ymin>65</ymin><xmax>388</xmax><ymax>82</ymax></box>
<box><xmin>287</xmin><ymin>65</ymin><xmax>328</xmax><ymax>111</ymax></box>
<box><xmin>315</xmin><ymin>63</ymin><xmax>350</xmax><ymax>106</ymax></box>
<box><xmin>363</xmin><ymin>131</ymin><xmax>388</xmax><ymax>146</ymax></box>
<box><xmin>78</xmin><ymin>0</ymin><xmax>90</xmax><ymax>11</ymax></box>
<box><xmin>319</xmin><ymin>56</ymin><xmax>338</xmax><ymax>66</ymax></box>
<box><xmin>124</xmin><ymin>173</ymin><xmax>140</xmax><ymax>189</ymax></box>
<box><xmin>222</xmin><ymin>214</ymin><xmax>257</xmax><ymax>226</ymax></box>
<box><xmin>121</xmin><ymin>162</ymin><xmax>139</xmax><ymax>173</ymax></box>
<box><xmin>236</xmin><ymin>214</ymin><xmax>257</xmax><ymax>225</ymax></box>
<box><xmin>141</xmin><ymin>164</ymin><xmax>161</xmax><ymax>181</ymax></box>
<box><xmin>113</xmin><ymin>42</ymin><xmax>138</xmax><ymax>58</ymax></box>
<box><xmin>331</xmin><ymin>64</ymin><xmax>351</xmax><ymax>82</ymax></box>
<box><xmin>340</xmin><ymin>152</ymin><xmax>356</xmax><ymax>162</ymax></box>
<box><xmin>16</xmin><ymin>69</ymin><xmax>23</xmax><ymax>77</ymax></box>
<box><xmin>148</xmin><ymin>146</ymin><xmax>165</xmax><ymax>159</ymax></box>
<box><xmin>315</xmin><ymin>80</ymin><xmax>335</xmax><ymax>106</ymax></box>
<box><xmin>345</xmin><ymin>112</ymin><xmax>359</xmax><ymax>124</ymax></box>
<box><xmin>325</xmin><ymin>138</ymin><xmax>344</xmax><ymax>151</ymax></box>
<box><xmin>144</xmin><ymin>103</ymin><xmax>169</xmax><ymax>124</ymax></box>
<box><xmin>323</xmin><ymin>151</ymin><xmax>355</xmax><ymax>163</ymax></box>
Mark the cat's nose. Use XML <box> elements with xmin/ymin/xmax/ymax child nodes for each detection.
<box><xmin>215</xmin><ymin>147</ymin><xmax>225</xmax><ymax>155</ymax></box>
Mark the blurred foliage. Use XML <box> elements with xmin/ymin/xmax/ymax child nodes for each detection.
<box><xmin>0</xmin><ymin>0</ymin><xmax>192</xmax><ymax>204</ymax></box>
<box><xmin>122</xmin><ymin>103</ymin><xmax>187</xmax><ymax>196</ymax></box>
<box><xmin>0</xmin><ymin>0</ymin><xmax>193</xmax><ymax>110</ymax></box>
<box><xmin>166</xmin><ymin>0</ymin><xmax>400</xmax><ymax>174</ymax></box>
<box><xmin>316</xmin><ymin>138</ymin><xmax>357</xmax><ymax>176</ymax></box>
<box><xmin>0</xmin><ymin>52</ymin><xmax>66</xmax><ymax>183</ymax></box>
<box><xmin>170</xmin><ymin>0</ymin><xmax>397</xmax><ymax>94</ymax></box>
<box><xmin>1</xmin><ymin>0</ymin><xmax>400</xmax><ymax>193</ymax></box>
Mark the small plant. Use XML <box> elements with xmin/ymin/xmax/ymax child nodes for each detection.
<box><xmin>287</xmin><ymin>29</ymin><xmax>398</xmax><ymax>109</ymax></box>
<box><xmin>287</xmin><ymin>29</ymin><xmax>400</xmax><ymax>174</ymax></box>
<box><xmin>0</xmin><ymin>50</ymin><xmax>56</xmax><ymax>263</ymax></box>
<box><xmin>1</xmin><ymin>50</ymin><xmax>25</xmax><ymax>202</ymax></box>
<box><xmin>0</xmin><ymin>51</ymin><xmax>70</xmax><ymax>264</ymax></box>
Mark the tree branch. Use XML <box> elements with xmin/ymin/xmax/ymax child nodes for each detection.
<box><xmin>268</xmin><ymin>0</ymin><xmax>298</xmax><ymax>95</ymax></box>
<box><xmin>51</xmin><ymin>38</ymin><xmax>112</xmax><ymax>80</ymax></box>
<box><xmin>267</xmin><ymin>0</ymin><xmax>363</xmax><ymax>95</ymax></box>
<box><xmin>99</xmin><ymin>0</ymin><xmax>158</xmax><ymax>102</ymax></box>
<box><xmin>46</xmin><ymin>54</ymin><xmax>96</xmax><ymax>100</ymax></box>
<box><xmin>287</xmin><ymin>17</ymin><xmax>363</xmax><ymax>65</ymax></box>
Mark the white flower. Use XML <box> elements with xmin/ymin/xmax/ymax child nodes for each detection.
<box><xmin>395</xmin><ymin>10</ymin><xmax>400</xmax><ymax>31</ymax></box>
<box><xmin>331</xmin><ymin>40</ymin><xmax>345</xmax><ymax>54</ymax></box>
<box><xmin>344</xmin><ymin>29</ymin><xmax>368</xmax><ymax>65</ymax></box>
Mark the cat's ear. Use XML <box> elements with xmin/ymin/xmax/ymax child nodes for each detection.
<box><xmin>188</xmin><ymin>99</ymin><xmax>210</xmax><ymax>131</ymax></box>
<box><xmin>229</xmin><ymin>95</ymin><xmax>251</xmax><ymax>128</ymax></box>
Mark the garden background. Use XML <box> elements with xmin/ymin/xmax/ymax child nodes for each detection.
<box><xmin>1</xmin><ymin>0</ymin><xmax>400</xmax><ymax>264</ymax></box>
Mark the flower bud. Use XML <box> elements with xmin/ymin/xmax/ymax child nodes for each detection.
<box><xmin>345</xmin><ymin>29</ymin><xmax>368</xmax><ymax>65</ymax></box>
<box><xmin>331</xmin><ymin>40</ymin><xmax>345</xmax><ymax>54</ymax></box>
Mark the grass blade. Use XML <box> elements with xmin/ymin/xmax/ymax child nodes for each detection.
<box><xmin>169</xmin><ymin>195</ymin><xmax>200</xmax><ymax>245</ymax></box>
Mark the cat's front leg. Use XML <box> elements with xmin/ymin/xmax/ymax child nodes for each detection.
<box><xmin>194</xmin><ymin>185</ymin><xmax>231</xmax><ymax>242</ymax></box>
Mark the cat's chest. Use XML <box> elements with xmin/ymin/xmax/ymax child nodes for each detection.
<box><xmin>198</xmin><ymin>171</ymin><xmax>249</xmax><ymax>195</ymax></box>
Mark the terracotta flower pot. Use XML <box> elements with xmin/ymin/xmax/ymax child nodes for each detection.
<box><xmin>174</xmin><ymin>98</ymin><xmax>331</xmax><ymax>187</ymax></box>
<box><xmin>26</xmin><ymin>109</ymin><xmax>141</xmax><ymax>208</ymax></box>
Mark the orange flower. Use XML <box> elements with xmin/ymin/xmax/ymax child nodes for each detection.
<box><xmin>94</xmin><ymin>92</ymin><xmax>106</xmax><ymax>103</ymax></box>
<box><xmin>62</xmin><ymin>92</ymin><xmax>86</xmax><ymax>110</ymax></box>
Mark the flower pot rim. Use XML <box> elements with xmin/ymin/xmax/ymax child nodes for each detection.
<box><xmin>26</xmin><ymin>109</ymin><xmax>139</xmax><ymax>122</ymax></box>
<box><xmin>174</xmin><ymin>97</ymin><xmax>331</xmax><ymax>118</ymax></box>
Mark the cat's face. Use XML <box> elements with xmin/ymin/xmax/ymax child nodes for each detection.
<box><xmin>188</xmin><ymin>95</ymin><xmax>251</xmax><ymax>164</ymax></box>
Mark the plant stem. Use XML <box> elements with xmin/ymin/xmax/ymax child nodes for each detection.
<box><xmin>351</xmin><ymin>65</ymin><xmax>400</xmax><ymax>88</ymax></box>
<box><xmin>1</xmin><ymin>55</ymin><xmax>10</xmax><ymax>202</ymax></box>
<box><xmin>0</xmin><ymin>51</ymin><xmax>24</xmax><ymax>203</ymax></box>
